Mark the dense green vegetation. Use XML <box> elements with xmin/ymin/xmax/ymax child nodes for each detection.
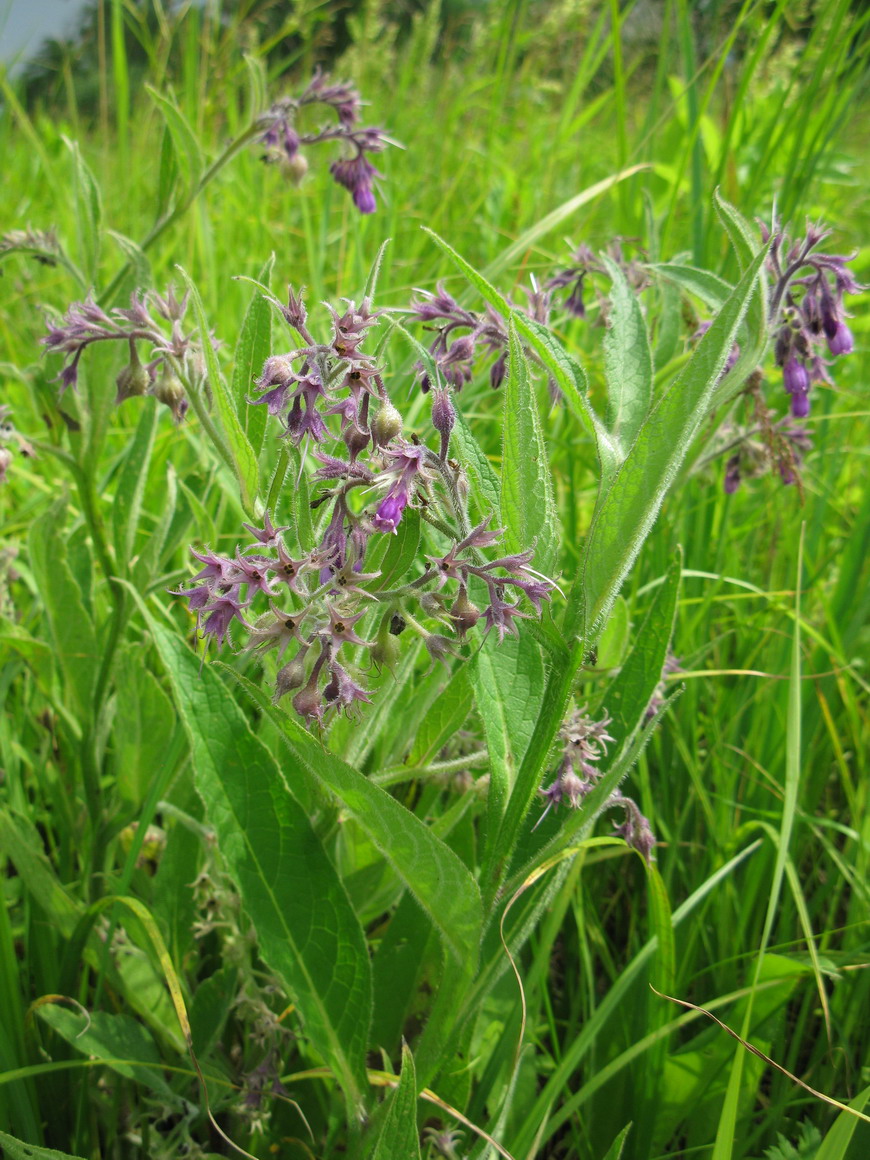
<box><xmin>0</xmin><ymin>2</ymin><xmax>868</xmax><ymax>1159</ymax></box>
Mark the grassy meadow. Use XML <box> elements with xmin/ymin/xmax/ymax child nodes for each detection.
<box><xmin>0</xmin><ymin>1</ymin><xmax>869</xmax><ymax>1158</ymax></box>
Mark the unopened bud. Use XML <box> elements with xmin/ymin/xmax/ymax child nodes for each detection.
<box><xmin>449</xmin><ymin>588</ymin><xmax>481</xmax><ymax>637</ymax></box>
<box><xmin>273</xmin><ymin>652</ymin><xmax>308</xmax><ymax>703</ymax></box>
<box><xmin>280</xmin><ymin>151</ymin><xmax>309</xmax><ymax>186</ymax></box>
<box><xmin>371</xmin><ymin>398</ymin><xmax>403</xmax><ymax>446</ymax></box>
<box><xmin>154</xmin><ymin>364</ymin><xmax>187</xmax><ymax>423</ymax></box>
<box><xmin>115</xmin><ymin>341</ymin><xmax>150</xmax><ymax>404</ymax></box>
<box><xmin>431</xmin><ymin>387</ymin><xmax>455</xmax><ymax>459</ymax></box>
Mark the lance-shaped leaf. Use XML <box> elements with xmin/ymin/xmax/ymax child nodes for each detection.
<box><xmin>601</xmin><ymin>253</ymin><xmax>653</xmax><ymax>453</ymax></box>
<box><xmin>219</xmin><ymin>665</ymin><xmax>483</xmax><ymax>973</ymax></box>
<box><xmin>139</xmin><ymin>605</ymin><xmax>372</xmax><ymax>1108</ymax></box>
<box><xmin>369</xmin><ymin>1043</ymin><xmax>422</xmax><ymax>1160</ymax></box>
<box><xmin>576</xmin><ymin>243</ymin><xmax>769</xmax><ymax>642</ymax></box>
<box><xmin>602</xmin><ymin>549</ymin><xmax>682</xmax><ymax>751</ymax></box>
<box><xmin>501</xmin><ymin>318</ymin><xmax>559</xmax><ymax>575</ymax></box>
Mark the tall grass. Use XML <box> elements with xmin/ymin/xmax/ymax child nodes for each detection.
<box><xmin>1</xmin><ymin>2</ymin><xmax>869</xmax><ymax>1158</ymax></box>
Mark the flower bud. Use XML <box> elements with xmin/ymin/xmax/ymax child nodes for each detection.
<box><xmin>273</xmin><ymin>652</ymin><xmax>308</xmax><ymax>703</ymax></box>
<box><xmin>280</xmin><ymin>151</ymin><xmax>309</xmax><ymax>186</ymax></box>
<box><xmin>371</xmin><ymin>398</ymin><xmax>403</xmax><ymax>446</ymax></box>
<box><xmin>827</xmin><ymin>322</ymin><xmax>853</xmax><ymax>356</ymax></box>
<box><xmin>115</xmin><ymin>342</ymin><xmax>150</xmax><ymax>404</ymax></box>
<box><xmin>0</xmin><ymin>447</ymin><xmax>12</xmax><ymax>484</ymax></box>
<box><xmin>449</xmin><ymin>588</ymin><xmax>481</xmax><ymax>638</ymax></box>
<box><xmin>431</xmin><ymin>386</ymin><xmax>455</xmax><ymax>459</ymax></box>
<box><xmin>154</xmin><ymin>363</ymin><xmax>187</xmax><ymax>422</ymax></box>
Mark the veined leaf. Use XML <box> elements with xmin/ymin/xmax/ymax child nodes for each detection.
<box><xmin>139</xmin><ymin>605</ymin><xmax>372</xmax><ymax>1107</ymax></box>
<box><xmin>112</xmin><ymin>399</ymin><xmax>158</xmax><ymax>572</ymax></box>
<box><xmin>501</xmin><ymin>319</ymin><xmax>559</xmax><ymax>575</ymax></box>
<box><xmin>146</xmin><ymin>87</ymin><xmax>204</xmax><ymax>189</ymax></box>
<box><xmin>217</xmin><ymin>665</ymin><xmax>483</xmax><ymax>973</ymax></box>
<box><xmin>63</xmin><ymin>137</ymin><xmax>102</xmax><ymax>284</ymax></box>
<box><xmin>370</xmin><ymin>1043</ymin><xmax>422</xmax><ymax>1160</ymax></box>
<box><xmin>232</xmin><ymin>254</ymin><xmax>274</xmax><ymax>460</ymax></box>
<box><xmin>451</xmin><ymin>406</ymin><xmax>501</xmax><ymax>526</ymax></box>
<box><xmin>601</xmin><ymin>254</ymin><xmax>653</xmax><ymax>452</ymax></box>
<box><xmin>651</xmin><ymin>261</ymin><xmax>733</xmax><ymax>310</ymax></box>
<box><xmin>36</xmin><ymin>1006</ymin><xmax>177</xmax><ymax>1102</ymax></box>
<box><xmin>576</xmin><ymin>243</ymin><xmax>769</xmax><ymax>641</ymax></box>
<box><xmin>28</xmin><ymin>501</ymin><xmax>99</xmax><ymax>724</ymax></box>
<box><xmin>602</xmin><ymin>550</ymin><xmax>681</xmax><ymax>750</ymax></box>
<box><xmin>0</xmin><ymin>1132</ymin><xmax>88</xmax><ymax>1160</ymax></box>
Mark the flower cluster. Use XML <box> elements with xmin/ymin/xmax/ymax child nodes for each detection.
<box><xmin>546</xmin><ymin>238</ymin><xmax>650</xmax><ymax>321</ymax></box>
<box><xmin>539</xmin><ymin>706</ymin><xmax>656</xmax><ymax>863</ymax></box>
<box><xmin>409</xmin><ymin>279</ymin><xmax>551</xmax><ymax>392</ymax></box>
<box><xmin>169</xmin><ymin>288</ymin><xmax>555</xmax><ymax>724</ymax></box>
<box><xmin>721</xmin><ymin>414</ymin><xmax>813</xmax><ymax>495</ymax></box>
<box><xmin>41</xmin><ymin>286</ymin><xmax>214</xmax><ymax>420</ymax></box>
<box><xmin>0</xmin><ymin>225</ymin><xmax>61</xmax><ymax>267</ymax></box>
<box><xmin>765</xmin><ymin>219</ymin><xmax>862</xmax><ymax>419</ymax></box>
<box><xmin>256</xmin><ymin>68</ymin><xmax>393</xmax><ymax>213</ymax></box>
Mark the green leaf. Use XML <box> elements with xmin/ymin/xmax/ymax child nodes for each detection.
<box><xmin>36</xmin><ymin>1006</ymin><xmax>177</xmax><ymax>1102</ymax></box>
<box><xmin>218</xmin><ymin>665</ymin><xmax>483</xmax><ymax>972</ymax></box>
<box><xmin>139</xmin><ymin>605</ymin><xmax>372</xmax><ymax>1107</ymax></box>
<box><xmin>451</xmin><ymin>406</ymin><xmax>501</xmax><ymax>526</ymax></box>
<box><xmin>366</xmin><ymin>511</ymin><xmax>421</xmax><ymax>593</ymax></box>
<box><xmin>0</xmin><ymin>1131</ymin><xmax>88</xmax><ymax>1160</ymax></box>
<box><xmin>714</xmin><ymin>189</ymin><xmax>757</xmax><ymax>273</ymax></box>
<box><xmin>815</xmin><ymin>1083</ymin><xmax>870</xmax><ymax>1160</ymax></box>
<box><xmin>650</xmin><ymin>261</ymin><xmax>732</xmax><ymax>310</ymax></box>
<box><xmin>232</xmin><ymin>255</ymin><xmax>275</xmax><ymax>460</ymax></box>
<box><xmin>601</xmin><ymin>550</ymin><xmax>681</xmax><ymax>750</ymax></box>
<box><xmin>369</xmin><ymin>1043</ymin><xmax>422</xmax><ymax>1160</ymax></box>
<box><xmin>176</xmin><ymin>266</ymin><xmax>259</xmax><ymax>513</ymax></box>
<box><xmin>407</xmin><ymin>667</ymin><xmax>473</xmax><ymax>767</ymax></box>
<box><xmin>63</xmin><ymin>137</ymin><xmax>102</xmax><ymax>284</ymax></box>
<box><xmin>146</xmin><ymin>87</ymin><xmax>204</xmax><ymax>190</ymax></box>
<box><xmin>600</xmin><ymin>1125</ymin><xmax>632</xmax><ymax>1160</ymax></box>
<box><xmin>601</xmin><ymin>254</ymin><xmax>653</xmax><ymax>452</ymax></box>
<box><xmin>0</xmin><ymin>810</ymin><xmax>83</xmax><ymax>940</ymax></box>
<box><xmin>112</xmin><ymin>399</ymin><xmax>158</xmax><ymax>572</ymax></box>
<box><xmin>577</xmin><ymin>244</ymin><xmax>769</xmax><ymax>641</ymax></box>
<box><xmin>156</xmin><ymin>124</ymin><xmax>178</xmax><ymax>217</ymax></box>
<box><xmin>28</xmin><ymin>501</ymin><xmax>99</xmax><ymax>723</ymax></box>
<box><xmin>113</xmin><ymin>648</ymin><xmax>177</xmax><ymax>807</ymax></box>
<box><xmin>595</xmin><ymin>595</ymin><xmax>630</xmax><ymax>670</ymax></box>
<box><xmin>473</xmin><ymin>631</ymin><xmax>544</xmax><ymax>835</ymax></box>
<box><xmin>501</xmin><ymin>319</ymin><xmax>558</xmax><ymax>574</ymax></box>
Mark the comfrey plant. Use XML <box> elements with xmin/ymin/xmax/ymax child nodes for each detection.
<box><xmin>169</xmin><ymin>288</ymin><xmax>556</xmax><ymax>722</ymax></box>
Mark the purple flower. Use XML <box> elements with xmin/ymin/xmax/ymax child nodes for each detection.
<box><xmin>330</xmin><ymin>155</ymin><xmax>380</xmax><ymax>214</ymax></box>
<box><xmin>724</xmin><ymin>454</ymin><xmax>741</xmax><ymax>494</ymax></box>
<box><xmin>827</xmin><ymin>322</ymin><xmax>853</xmax><ymax>356</ymax></box>
<box><xmin>200</xmin><ymin>595</ymin><xmax>249</xmax><ymax>648</ymax></box>
<box><xmin>372</xmin><ymin>491</ymin><xmax>409</xmax><ymax>534</ymax></box>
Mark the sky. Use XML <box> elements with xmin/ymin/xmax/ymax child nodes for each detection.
<box><xmin>0</xmin><ymin>0</ymin><xmax>91</xmax><ymax>65</ymax></box>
